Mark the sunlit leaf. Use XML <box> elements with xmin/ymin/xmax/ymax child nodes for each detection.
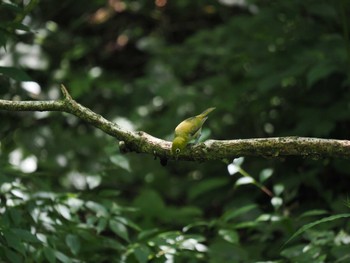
<box><xmin>233</xmin><ymin>157</ymin><xmax>244</xmax><ymax>166</ymax></box>
<box><xmin>273</xmin><ymin>184</ymin><xmax>284</xmax><ymax>196</ymax></box>
<box><xmin>85</xmin><ymin>201</ymin><xmax>108</xmax><ymax>217</ymax></box>
<box><xmin>54</xmin><ymin>204</ymin><xmax>71</xmax><ymax>220</ymax></box>
<box><xmin>235</xmin><ymin>177</ymin><xmax>254</xmax><ymax>186</ymax></box>
<box><xmin>180</xmin><ymin>237</ymin><xmax>207</xmax><ymax>252</ymax></box>
<box><xmin>86</xmin><ymin>175</ymin><xmax>101</xmax><ymax>189</ymax></box>
<box><xmin>281</xmin><ymin>243</ymin><xmax>326</xmax><ymax>262</ymax></box>
<box><xmin>334</xmin><ymin>230</ymin><xmax>350</xmax><ymax>246</ymax></box>
<box><xmin>259</xmin><ymin>168</ymin><xmax>273</xmax><ymax>182</ymax></box>
<box><xmin>183</xmin><ymin>221</ymin><xmax>209</xmax><ymax>232</ymax></box>
<box><xmin>227</xmin><ymin>163</ymin><xmax>239</xmax><ymax>175</ymax></box>
<box><xmin>110</xmin><ymin>155</ymin><xmax>131</xmax><ymax>172</ymax></box>
<box><xmin>271</xmin><ymin>197</ymin><xmax>283</xmax><ymax>209</ymax></box>
<box><xmin>115</xmin><ymin>216</ymin><xmax>141</xmax><ymax>231</ymax></box>
<box><xmin>218</xmin><ymin>229</ymin><xmax>239</xmax><ymax>244</ymax></box>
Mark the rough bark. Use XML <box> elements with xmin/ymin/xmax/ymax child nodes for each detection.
<box><xmin>1</xmin><ymin>85</ymin><xmax>349</xmax><ymax>162</ymax></box>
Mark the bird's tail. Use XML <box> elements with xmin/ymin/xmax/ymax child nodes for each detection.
<box><xmin>197</xmin><ymin>107</ymin><xmax>216</xmax><ymax>118</ymax></box>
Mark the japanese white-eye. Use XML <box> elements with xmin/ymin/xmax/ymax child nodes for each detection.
<box><xmin>172</xmin><ymin>107</ymin><xmax>215</xmax><ymax>155</ymax></box>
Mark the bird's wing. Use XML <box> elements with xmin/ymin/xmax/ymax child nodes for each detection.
<box><xmin>175</xmin><ymin>117</ymin><xmax>204</xmax><ymax>138</ymax></box>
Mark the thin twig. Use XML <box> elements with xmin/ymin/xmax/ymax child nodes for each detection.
<box><xmin>60</xmin><ymin>84</ymin><xmax>72</xmax><ymax>100</ymax></box>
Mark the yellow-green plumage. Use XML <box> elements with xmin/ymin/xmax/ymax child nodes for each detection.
<box><xmin>172</xmin><ymin>107</ymin><xmax>215</xmax><ymax>155</ymax></box>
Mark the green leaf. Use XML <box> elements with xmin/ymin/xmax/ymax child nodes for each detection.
<box><xmin>109</xmin><ymin>219</ymin><xmax>130</xmax><ymax>242</ymax></box>
<box><xmin>182</xmin><ymin>221</ymin><xmax>209</xmax><ymax>232</ymax></box>
<box><xmin>85</xmin><ymin>201</ymin><xmax>108</xmax><ymax>217</ymax></box>
<box><xmin>332</xmin><ymin>244</ymin><xmax>350</xmax><ymax>258</ymax></box>
<box><xmin>235</xmin><ymin>177</ymin><xmax>255</xmax><ymax>186</ymax></box>
<box><xmin>0</xmin><ymin>66</ymin><xmax>31</xmax><ymax>81</ymax></box>
<box><xmin>4</xmin><ymin>247</ymin><xmax>23</xmax><ymax>263</ymax></box>
<box><xmin>188</xmin><ymin>178</ymin><xmax>229</xmax><ymax>200</ymax></box>
<box><xmin>54</xmin><ymin>204</ymin><xmax>71</xmax><ymax>220</ymax></box>
<box><xmin>305</xmin><ymin>230</ymin><xmax>335</xmax><ymax>245</ymax></box>
<box><xmin>218</xmin><ymin>229</ymin><xmax>239</xmax><ymax>244</ymax></box>
<box><xmin>273</xmin><ymin>184</ymin><xmax>284</xmax><ymax>196</ymax></box>
<box><xmin>259</xmin><ymin>168</ymin><xmax>273</xmax><ymax>182</ymax></box>
<box><xmin>133</xmin><ymin>189</ymin><xmax>165</xmax><ymax>218</ymax></box>
<box><xmin>284</xmin><ymin>213</ymin><xmax>350</xmax><ymax>246</ymax></box>
<box><xmin>65</xmin><ymin>234</ymin><xmax>80</xmax><ymax>255</ymax></box>
<box><xmin>86</xmin><ymin>175</ymin><xmax>101</xmax><ymax>189</ymax></box>
<box><xmin>233</xmin><ymin>157</ymin><xmax>244</xmax><ymax>166</ymax></box>
<box><xmin>0</xmin><ymin>32</ymin><xmax>7</xmax><ymax>49</ymax></box>
<box><xmin>208</xmin><ymin>239</ymin><xmax>247</xmax><ymax>262</ymax></box>
<box><xmin>12</xmin><ymin>22</ymin><xmax>31</xmax><ymax>32</ymax></box>
<box><xmin>100</xmin><ymin>236</ymin><xmax>126</xmax><ymax>251</ymax></box>
<box><xmin>271</xmin><ymin>196</ymin><xmax>283</xmax><ymax>209</ymax></box>
<box><xmin>134</xmin><ymin>245</ymin><xmax>151</xmax><ymax>263</ymax></box>
<box><xmin>227</xmin><ymin>163</ymin><xmax>240</xmax><ymax>175</ymax></box>
<box><xmin>54</xmin><ymin>251</ymin><xmax>72</xmax><ymax>263</ymax></box>
<box><xmin>234</xmin><ymin>221</ymin><xmax>260</xmax><ymax>229</ymax></box>
<box><xmin>298</xmin><ymin>210</ymin><xmax>329</xmax><ymax>218</ymax></box>
<box><xmin>137</xmin><ymin>228</ymin><xmax>160</xmax><ymax>240</ymax></box>
<box><xmin>43</xmin><ymin>247</ymin><xmax>56</xmax><ymax>263</ymax></box>
<box><xmin>3</xmin><ymin>229</ymin><xmax>26</xmax><ymax>255</ymax></box>
<box><xmin>281</xmin><ymin>244</ymin><xmax>326</xmax><ymax>262</ymax></box>
<box><xmin>307</xmin><ymin>62</ymin><xmax>337</xmax><ymax>87</ymax></box>
<box><xmin>166</xmin><ymin>206</ymin><xmax>204</xmax><ymax>224</ymax></box>
<box><xmin>96</xmin><ymin>217</ymin><xmax>108</xmax><ymax>234</ymax></box>
<box><xmin>110</xmin><ymin>155</ymin><xmax>131</xmax><ymax>172</ymax></box>
<box><xmin>9</xmin><ymin>209</ymin><xmax>22</xmax><ymax>226</ymax></box>
<box><xmin>1</xmin><ymin>3</ymin><xmax>22</xmax><ymax>13</ymax></box>
<box><xmin>334</xmin><ymin>230</ymin><xmax>350</xmax><ymax>246</ymax></box>
<box><xmin>12</xmin><ymin>229</ymin><xmax>40</xmax><ymax>243</ymax></box>
<box><xmin>221</xmin><ymin>204</ymin><xmax>257</xmax><ymax>222</ymax></box>
<box><xmin>98</xmin><ymin>189</ymin><xmax>121</xmax><ymax>197</ymax></box>
<box><xmin>115</xmin><ymin>216</ymin><xmax>141</xmax><ymax>231</ymax></box>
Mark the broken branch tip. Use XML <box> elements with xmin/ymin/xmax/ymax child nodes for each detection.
<box><xmin>60</xmin><ymin>84</ymin><xmax>72</xmax><ymax>100</ymax></box>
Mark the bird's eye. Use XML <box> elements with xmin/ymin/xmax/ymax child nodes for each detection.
<box><xmin>176</xmin><ymin>148</ymin><xmax>181</xmax><ymax>154</ymax></box>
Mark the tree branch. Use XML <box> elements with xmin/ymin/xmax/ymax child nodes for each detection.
<box><xmin>1</xmin><ymin>86</ymin><xmax>350</xmax><ymax>162</ymax></box>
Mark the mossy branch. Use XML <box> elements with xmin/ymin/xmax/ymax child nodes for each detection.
<box><xmin>1</xmin><ymin>85</ymin><xmax>350</xmax><ymax>162</ymax></box>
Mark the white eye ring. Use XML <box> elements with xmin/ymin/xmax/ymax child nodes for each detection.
<box><xmin>175</xmin><ymin>148</ymin><xmax>181</xmax><ymax>154</ymax></box>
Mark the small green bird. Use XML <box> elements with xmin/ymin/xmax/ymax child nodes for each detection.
<box><xmin>172</xmin><ymin>107</ymin><xmax>215</xmax><ymax>155</ymax></box>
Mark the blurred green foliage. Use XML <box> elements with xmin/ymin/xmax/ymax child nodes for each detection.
<box><xmin>1</xmin><ymin>0</ymin><xmax>350</xmax><ymax>262</ymax></box>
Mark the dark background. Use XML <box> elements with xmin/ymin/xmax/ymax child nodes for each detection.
<box><xmin>1</xmin><ymin>0</ymin><xmax>350</xmax><ymax>262</ymax></box>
